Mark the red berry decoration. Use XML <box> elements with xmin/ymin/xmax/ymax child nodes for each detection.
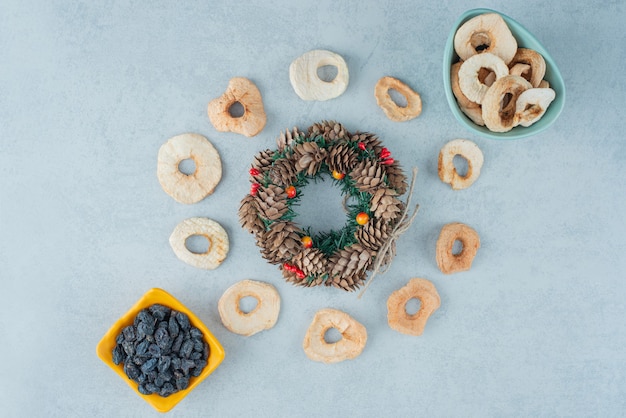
<box><xmin>381</xmin><ymin>158</ymin><xmax>395</xmax><ymax>165</ymax></box>
<box><xmin>358</xmin><ymin>142</ymin><xmax>366</xmax><ymax>151</ymax></box>
<box><xmin>331</xmin><ymin>170</ymin><xmax>345</xmax><ymax>180</ymax></box>
<box><xmin>286</xmin><ymin>185</ymin><xmax>297</xmax><ymax>199</ymax></box>
<box><xmin>249</xmin><ymin>167</ymin><xmax>261</xmax><ymax>176</ymax></box>
<box><xmin>356</xmin><ymin>212</ymin><xmax>370</xmax><ymax>225</ymax></box>
<box><xmin>250</xmin><ymin>183</ymin><xmax>260</xmax><ymax>195</ymax></box>
<box><xmin>379</xmin><ymin>147</ymin><xmax>391</xmax><ymax>160</ymax></box>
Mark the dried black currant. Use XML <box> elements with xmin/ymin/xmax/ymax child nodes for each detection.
<box><xmin>124</xmin><ymin>363</ymin><xmax>140</xmax><ymax>381</ymax></box>
<box><xmin>112</xmin><ymin>345</ymin><xmax>125</xmax><ymax>365</ymax></box>
<box><xmin>180</xmin><ymin>340</ymin><xmax>194</xmax><ymax>359</ymax></box>
<box><xmin>189</xmin><ymin>327</ymin><xmax>203</xmax><ymax>340</ymax></box>
<box><xmin>122</xmin><ymin>325</ymin><xmax>136</xmax><ymax>342</ymax></box>
<box><xmin>171</xmin><ymin>334</ymin><xmax>184</xmax><ymax>353</ymax></box>
<box><xmin>158</xmin><ymin>356</ymin><xmax>171</xmax><ymax>374</ymax></box>
<box><xmin>175</xmin><ymin>376</ymin><xmax>189</xmax><ymax>391</ymax></box>
<box><xmin>149</xmin><ymin>304</ymin><xmax>170</xmax><ymax>321</ymax></box>
<box><xmin>160</xmin><ymin>382</ymin><xmax>175</xmax><ymax>397</ymax></box>
<box><xmin>154</xmin><ymin>327</ymin><xmax>170</xmax><ymax>349</ymax></box>
<box><xmin>168</xmin><ymin>316</ymin><xmax>180</xmax><ymax>338</ymax></box>
<box><xmin>148</xmin><ymin>343</ymin><xmax>161</xmax><ymax>358</ymax></box>
<box><xmin>175</xmin><ymin>312</ymin><xmax>190</xmax><ymax>331</ymax></box>
<box><xmin>135</xmin><ymin>339</ymin><xmax>150</xmax><ymax>356</ymax></box>
<box><xmin>140</xmin><ymin>357</ymin><xmax>158</xmax><ymax>374</ymax></box>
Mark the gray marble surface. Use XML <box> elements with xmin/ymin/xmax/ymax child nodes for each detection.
<box><xmin>1</xmin><ymin>0</ymin><xmax>625</xmax><ymax>416</ymax></box>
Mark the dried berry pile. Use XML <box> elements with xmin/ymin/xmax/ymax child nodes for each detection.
<box><xmin>112</xmin><ymin>304</ymin><xmax>209</xmax><ymax>397</ymax></box>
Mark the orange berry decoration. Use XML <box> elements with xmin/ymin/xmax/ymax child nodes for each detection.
<box><xmin>331</xmin><ymin>170</ymin><xmax>345</xmax><ymax>180</ymax></box>
<box><xmin>301</xmin><ymin>236</ymin><xmax>313</xmax><ymax>248</ymax></box>
<box><xmin>285</xmin><ymin>185</ymin><xmax>297</xmax><ymax>199</ymax></box>
<box><xmin>356</xmin><ymin>212</ymin><xmax>370</xmax><ymax>225</ymax></box>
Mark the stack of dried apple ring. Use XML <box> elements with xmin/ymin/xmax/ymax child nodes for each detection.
<box><xmin>450</xmin><ymin>12</ymin><xmax>555</xmax><ymax>132</ymax></box>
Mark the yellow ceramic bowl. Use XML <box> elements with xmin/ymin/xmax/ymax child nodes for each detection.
<box><xmin>96</xmin><ymin>288</ymin><xmax>225</xmax><ymax>413</ymax></box>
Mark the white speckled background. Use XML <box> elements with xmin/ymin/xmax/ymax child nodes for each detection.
<box><xmin>1</xmin><ymin>0</ymin><xmax>625</xmax><ymax>416</ymax></box>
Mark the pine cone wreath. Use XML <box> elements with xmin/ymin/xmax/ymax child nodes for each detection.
<box><xmin>350</xmin><ymin>160</ymin><xmax>386</xmax><ymax>193</ymax></box>
<box><xmin>370</xmin><ymin>188</ymin><xmax>402</xmax><ymax>221</ymax></box>
<box><xmin>254</xmin><ymin>184</ymin><xmax>288</xmax><ymax>221</ymax></box>
<box><xmin>239</xmin><ymin>194</ymin><xmax>265</xmax><ymax>235</ymax></box>
<box><xmin>308</xmin><ymin>120</ymin><xmax>350</xmax><ymax>142</ymax></box>
<box><xmin>240</xmin><ymin>120</ymin><xmax>417</xmax><ymax>293</ymax></box>
<box><xmin>256</xmin><ymin>221</ymin><xmax>302</xmax><ymax>264</ymax></box>
<box><xmin>292</xmin><ymin>141</ymin><xmax>327</xmax><ymax>175</ymax></box>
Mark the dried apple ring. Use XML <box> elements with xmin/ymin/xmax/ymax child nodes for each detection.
<box><xmin>218</xmin><ymin>280</ymin><xmax>280</xmax><ymax>336</ymax></box>
<box><xmin>289</xmin><ymin>49</ymin><xmax>349</xmax><ymax>101</ymax></box>
<box><xmin>302</xmin><ymin>308</ymin><xmax>367</xmax><ymax>364</ymax></box>
<box><xmin>458</xmin><ymin>52</ymin><xmax>509</xmax><ymax>104</ymax></box>
<box><xmin>451</xmin><ymin>61</ymin><xmax>479</xmax><ymax>109</ymax></box>
<box><xmin>387</xmin><ymin>278</ymin><xmax>440</xmax><ymax>336</ymax></box>
<box><xmin>374</xmin><ymin>76</ymin><xmax>422</xmax><ymax>122</ymax></box>
<box><xmin>169</xmin><ymin>217</ymin><xmax>229</xmax><ymax>270</ymax></box>
<box><xmin>207</xmin><ymin>77</ymin><xmax>267</xmax><ymax>137</ymax></box>
<box><xmin>436</xmin><ymin>222</ymin><xmax>480</xmax><ymax>274</ymax></box>
<box><xmin>454</xmin><ymin>12</ymin><xmax>518</xmax><ymax>64</ymax></box>
<box><xmin>514</xmin><ymin>88</ymin><xmax>556</xmax><ymax>127</ymax></box>
<box><xmin>482</xmin><ymin>75</ymin><xmax>532</xmax><ymax>132</ymax></box>
<box><xmin>438</xmin><ymin>139</ymin><xmax>484</xmax><ymax>190</ymax></box>
<box><xmin>509</xmin><ymin>48</ymin><xmax>546</xmax><ymax>88</ymax></box>
<box><xmin>157</xmin><ymin>133</ymin><xmax>222</xmax><ymax>204</ymax></box>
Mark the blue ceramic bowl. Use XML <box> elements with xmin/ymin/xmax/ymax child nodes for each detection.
<box><xmin>443</xmin><ymin>8</ymin><xmax>565</xmax><ymax>140</ymax></box>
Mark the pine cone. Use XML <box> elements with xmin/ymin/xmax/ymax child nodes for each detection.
<box><xmin>350</xmin><ymin>132</ymin><xmax>383</xmax><ymax>154</ymax></box>
<box><xmin>254</xmin><ymin>184</ymin><xmax>288</xmax><ymax>221</ymax></box>
<box><xmin>252</xmin><ymin>149</ymin><xmax>275</xmax><ymax>174</ymax></box>
<box><xmin>350</xmin><ymin>160</ymin><xmax>386</xmax><ymax>193</ymax></box>
<box><xmin>276</xmin><ymin>127</ymin><xmax>303</xmax><ymax>151</ymax></box>
<box><xmin>327</xmin><ymin>243</ymin><xmax>372</xmax><ymax>291</ymax></box>
<box><xmin>239</xmin><ymin>195</ymin><xmax>265</xmax><ymax>235</ymax></box>
<box><xmin>370</xmin><ymin>188</ymin><xmax>402</xmax><ymax>221</ymax></box>
<box><xmin>326</xmin><ymin>143</ymin><xmax>357</xmax><ymax>174</ymax></box>
<box><xmin>293</xmin><ymin>248</ymin><xmax>327</xmax><ymax>278</ymax></box>
<box><xmin>356</xmin><ymin>218</ymin><xmax>389</xmax><ymax>253</ymax></box>
<box><xmin>256</xmin><ymin>221</ymin><xmax>302</xmax><ymax>264</ymax></box>
<box><xmin>292</xmin><ymin>141</ymin><xmax>327</xmax><ymax>176</ymax></box>
<box><xmin>308</xmin><ymin>120</ymin><xmax>350</xmax><ymax>142</ymax></box>
<box><xmin>269</xmin><ymin>157</ymin><xmax>297</xmax><ymax>187</ymax></box>
<box><xmin>383</xmin><ymin>159</ymin><xmax>408</xmax><ymax>195</ymax></box>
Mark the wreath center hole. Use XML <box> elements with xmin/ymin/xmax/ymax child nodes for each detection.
<box><xmin>324</xmin><ymin>327</ymin><xmax>343</xmax><ymax>344</ymax></box>
<box><xmin>317</xmin><ymin>65</ymin><xmax>338</xmax><ymax>82</ymax></box>
<box><xmin>388</xmin><ymin>88</ymin><xmax>408</xmax><ymax>108</ymax></box>
<box><xmin>405</xmin><ymin>297</ymin><xmax>422</xmax><ymax>316</ymax></box>
<box><xmin>453</xmin><ymin>154</ymin><xmax>469</xmax><ymax>177</ymax></box>
<box><xmin>238</xmin><ymin>296</ymin><xmax>259</xmax><ymax>314</ymax></box>
<box><xmin>185</xmin><ymin>234</ymin><xmax>210</xmax><ymax>254</ymax></box>
<box><xmin>452</xmin><ymin>239</ymin><xmax>463</xmax><ymax>256</ymax></box>
<box><xmin>178</xmin><ymin>158</ymin><xmax>197</xmax><ymax>176</ymax></box>
<box><xmin>229</xmin><ymin>101</ymin><xmax>245</xmax><ymax>118</ymax></box>
<box><xmin>293</xmin><ymin>178</ymin><xmax>347</xmax><ymax>234</ymax></box>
